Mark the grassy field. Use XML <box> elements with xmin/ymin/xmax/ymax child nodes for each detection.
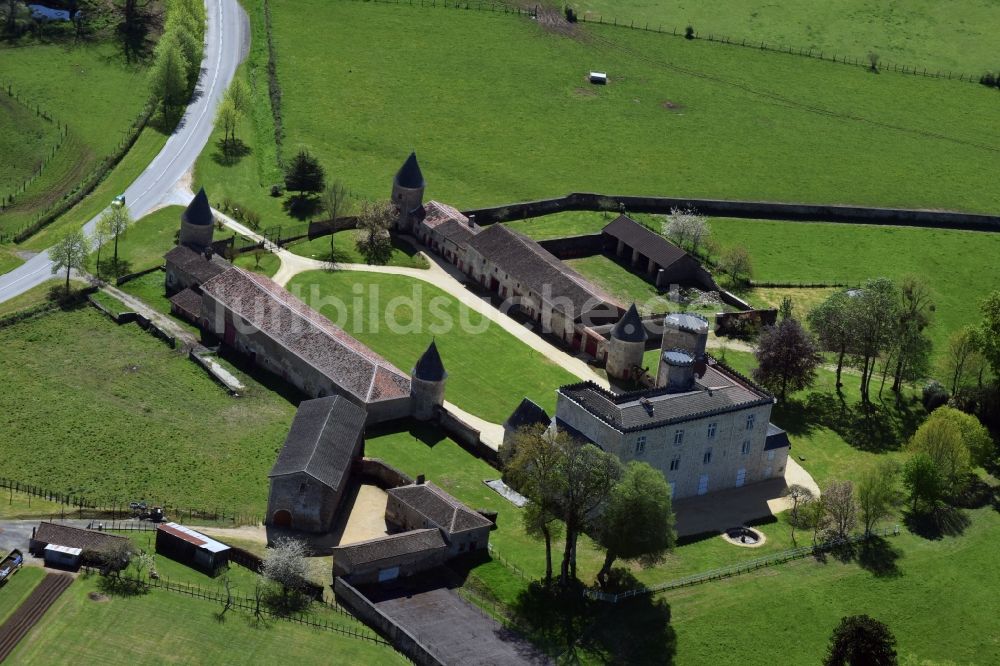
<box><xmin>286</xmin><ymin>270</ymin><xmax>576</xmax><ymax>422</ymax></box>
<box><xmin>707</xmin><ymin>218</ymin><xmax>1000</xmax><ymax>356</ymax></box>
<box><xmin>0</xmin><ymin>40</ymin><xmax>154</xmax><ymax>237</ymax></box>
<box><xmin>569</xmin><ymin>0</ymin><xmax>1000</xmax><ymax>74</ymax></box>
<box><xmin>0</xmin><ymin>307</ymin><xmax>296</xmax><ymax>512</ymax></box>
<box><xmin>10</xmin><ymin>575</ymin><xmax>405</xmax><ymax>665</ymax></box>
<box><xmin>87</xmin><ymin>205</ymin><xmax>183</xmax><ymax>277</ymax></box>
<box><xmin>668</xmin><ymin>506</ymin><xmax>1000</xmax><ymax>665</ymax></box>
<box><xmin>0</xmin><ymin>90</ymin><xmax>61</xmax><ymax>194</ymax></box>
<box><xmin>286</xmin><ymin>231</ymin><xmax>430</xmax><ymax>269</ymax></box>
<box><xmin>264</xmin><ymin>1</ymin><xmax>1000</xmax><ymax>214</ymax></box>
<box><xmin>233</xmin><ymin>249</ymin><xmax>282</xmax><ymax>277</ymax></box>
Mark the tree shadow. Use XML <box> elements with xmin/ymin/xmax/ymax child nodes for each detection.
<box><xmin>211</xmin><ymin>138</ymin><xmax>252</xmax><ymax>167</ymax></box>
<box><xmin>856</xmin><ymin>536</ymin><xmax>903</xmax><ymax>578</ymax></box>
<box><xmin>950</xmin><ymin>475</ymin><xmax>997</xmax><ymax>510</ymax></box>
<box><xmin>282</xmin><ymin>194</ymin><xmax>321</xmax><ymax>221</ymax></box>
<box><xmin>511</xmin><ymin>575</ymin><xmax>676</xmax><ymax>664</ymax></box>
<box><xmin>903</xmin><ymin>506</ymin><xmax>970</xmax><ymax>540</ymax></box>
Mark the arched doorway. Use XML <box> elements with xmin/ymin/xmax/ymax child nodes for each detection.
<box><xmin>272</xmin><ymin>510</ymin><xmax>292</xmax><ymax>528</ymax></box>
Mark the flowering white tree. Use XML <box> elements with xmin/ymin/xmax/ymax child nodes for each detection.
<box><xmin>662</xmin><ymin>207</ymin><xmax>709</xmax><ymax>256</ymax></box>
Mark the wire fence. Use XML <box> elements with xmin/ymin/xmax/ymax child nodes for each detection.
<box><xmin>0</xmin><ymin>476</ymin><xmax>263</xmax><ymax>527</ymax></box>
<box><xmin>585</xmin><ymin>525</ymin><xmax>901</xmax><ymax>603</ymax></box>
<box><xmin>0</xmin><ymin>82</ymin><xmax>68</xmax><ymax>212</ymax></box>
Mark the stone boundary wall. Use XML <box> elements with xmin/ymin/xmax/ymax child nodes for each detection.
<box><xmin>334</xmin><ymin>577</ymin><xmax>444</xmax><ymax>666</ymax></box>
<box><xmin>87</xmin><ymin>295</ymin><xmax>177</xmax><ymax>348</ymax></box>
<box><xmin>115</xmin><ymin>264</ymin><xmax>163</xmax><ymax>286</ymax></box>
<box><xmin>462</xmin><ymin>192</ymin><xmax>1000</xmax><ymax>232</ymax></box>
<box><xmin>189</xmin><ymin>349</ymin><xmax>242</xmax><ymax>394</ymax></box>
<box><xmin>437</xmin><ymin>407</ymin><xmax>501</xmax><ymax>469</ymax></box>
<box><xmin>356</xmin><ymin>457</ymin><xmax>414</xmax><ymax>489</ymax></box>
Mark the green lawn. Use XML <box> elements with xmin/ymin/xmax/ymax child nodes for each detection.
<box><xmin>286</xmin><ymin>231</ymin><xmax>429</xmax><ymax>269</ymax></box>
<box><xmin>0</xmin><ymin>307</ymin><xmax>296</xmax><ymax>513</ymax></box>
<box><xmin>668</xmin><ymin>506</ymin><xmax>1000</xmax><ymax>665</ymax></box>
<box><xmin>0</xmin><ymin>279</ymin><xmax>82</xmax><ymax>319</ymax></box>
<box><xmin>286</xmin><ymin>270</ymin><xmax>577</xmax><ymax>422</ymax></box>
<box><xmin>0</xmin><ymin>246</ymin><xmax>24</xmax><ymax>275</ymax></box>
<box><xmin>233</xmin><ymin>249</ymin><xmax>282</xmax><ymax>277</ymax></box>
<box><xmin>10</xmin><ymin>575</ymin><xmax>406</xmax><ymax>665</ymax></box>
<box><xmin>504</xmin><ymin>211</ymin><xmax>616</xmax><ymax>241</ymax></box>
<box><xmin>88</xmin><ymin>206</ymin><xmax>183</xmax><ymax>278</ymax></box>
<box><xmin>0</xmin><ymin>89</ymin><xmax>61</xmax><ymax>195</ymax></box>
<box><xmin>0</xmin><ymin>40</ymin><xmax>156</xmax><ymax>236</ymax></box>
<box><xmin>0</xmin><ymin>566</ymin><xmax>45</xmax><ymax>626</ymax></box>
<box><xmin>708</xmin><ymin>218</ymin><xmax>1000</xmax><ymax>357</ymax></box>
<box><xmin>264</xmin><ymin>1</ymin><xmax>1000</xmax><ymax>214</ymax></box>
<box><xmin>569</xmin><ymin>0</ymin><xmax>1000</xmax><ymax>74</ymax></box>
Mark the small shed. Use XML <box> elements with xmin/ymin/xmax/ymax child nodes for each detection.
<box><xmin>43</xmin><ymin>544</ymin><xmax>82</xmax><ymax>569</ymax></box>
<box><xmin>589</xmin><ymin>71</ymin><xmax>608</xmax><ymax>84</ymax></box>
<box><xmin>156</xmin><ymin>523</ymin><xmax>231</xmax><ymax>575</ymax></box>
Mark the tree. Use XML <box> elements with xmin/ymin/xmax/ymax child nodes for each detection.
<box><xmin>217</xmin><ymin>98</ymin><xmax>239</xmax><ymax>148</ymax></box>
<box><xmin>824</xmin><ymin>615</ymin><xmax>898</xmax><ymax>666</ymax></box>
<box><xmin>850</xmin><ymin>278</ymin><xmax>900</xmax><ymax>404</ymax></box>
<box><xmin>856</xmin><ymin>461</ymin><xmax>898</xmax><ymax>535</ymax></box>
<box><xmin>662</xmin><ymin>207</ymin><xmax>710</xmax><ymax>256</ymax></box>
<box><xmin>355</xmin><ymin>199</ymin><xmax>395</xmax><ymax>265</ymax></box>
<box><xmin>941</xmin><ymin>326</ymin><xmax>985</xmax><ymax>396</ymax></box>
<box><xmin>753</xmin><ymin>318</ymin><xmax>822</xmax><ymax>401</ymax></box>
<box><xmin>823</xmin><ymin>480</ymin><xmax>857</xmax><ymax>540</ymax></box>
<box><xmin>902</xmin><ymin>453</ymin><xmax>944</xmax><ymax>512</ymax></box>
<box><xmin>503</xmin><ymin>424</ymin><xmax>566</xmax><ymax>585</ymax></box>
<box><xmin>867</xmin><ymin>51</ymin><xmax>881</xmax><ymax>73</ymax></box>
<box><xmin>96</xmin><ymin>539</ymin><xmax>137</xmax><ymax>580</ymax></box>
<box><xmin>164</xmin><ymin>17</ymin><xmax>200</xmax><ymax>88</ymax></box>
<box><xmin>973</xmin><ymin>291</ymin><xmax>1000</xmax><ymax>383</ymax></box>
<box><xmin>889</xmin><ymin>277</ymin><xmax>934</xmax><ymax>393</ymax></box>
<box><xmin>555</xmin><ymin>437</ymin><xmax>622</xmax><ymax>583</ymax></box>
<box><xmin>718</xmin><ymin>246</ymin><xmax>752</xmax><ymax>285</ymax></box>
<box><xmin>260</xmin><ymin>537</ymin><xmax>309</xmax><ymax>600</ymax></box>
<box><xmin>594</xmin><ymin>462</ymin><xmax>675</xmax><ymax>586</ymax></box>
<box><xmin>284</xmin><ymin>149</ymin><xmax>326</xmax><ymax>195</ymax></box>
<box><xmin>100</xmin><ymin>206</ymin><xmax>133</xmax><ymax>270</ymax></box>
<box><xmin>94</xmin><ymin>215</ymin><xmax>112</xmax><ymax>280</ymax></box>
<box><xmin>922</xmin><ymin>406</ymin><xmax>994</xmax><ymax>470</ymax></box>
<box><xmin>803</xmin><ymin>496</ymin><xmax>831</xmax><ymax>546</ymax></box>
<box><xmin>778</xmin><ymin>295</ymin><xmax>794</xmax><ymax>321</ymax></box>
<box><xmin>322</xmin><ymin>180</ymin><xmax>349</xmax><ymax>258</ymax></box>
<box><xmin>809</xmin><ymin>290</ymin><xmax>855</xmax><ymax>389</ymax></box>
<box><xmin>784</xmin><ymin>483</ymin><xmax>814</xmax><ymax>544</ymax></box>
<box><xmin>225</xmin><ymin>77</ymin><xmax>250</xmax><ymax>115</ymax></box>
<box><xmin>49</xmin><ymin>229</ymin><xmax>90</xmax><ymax>294</ymax></box>
<box><xmin>149</xmin><ymin>35</ymin><xmax>190</xmax><ymax>122</ymax></box>
<box><xmin>908</xmin><ymin>414</ymin><xmax>970</xmax><ymax>492</ymax></box>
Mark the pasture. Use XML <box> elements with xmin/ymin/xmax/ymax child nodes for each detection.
<box><xmin>0</xmin><ymin>307</ymin><xmax>296</xmax><ymax>512</ymax></box>
<box><xmin>0</xmin><ymin>41</ymin><xmax>154</xmax><ymax>237</ymax></box>
<box><xmin>569</xmin><ymin>0</ymin><xmax>1000</xmax><ymax>74</ymax></box>
<box><xmin>285</xmin><ymin>270</ymin><xmax>577</xmax><ymax>423</ymax></box>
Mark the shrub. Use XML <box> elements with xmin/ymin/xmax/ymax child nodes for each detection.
<box><xmin>243</xmin><ymin>209</ymin><xmax>261</xmax><ymax>230</ymax></box>
<box><xmin>563</xmin><ymin>5</ymin><xmax>577</xmax><ymax>22</ymax></box>
<box><xmin>980</xmin><ymin>72</ymin><xmax>996</xmax><ymax>87</ymax></box>
<box><xmin>922</xmin><ymin>380</ymin><xmax>949</xmax><ymax>412</ymax></box>
<box><xmin>270</xmin><ymin>183</ymin><xmax>283</xmax><ymax>197</ymax></box>
<box><xmin>685</xmin><ymin>25</ymin><xmax>694</xmax><ymax>39</ymax></box>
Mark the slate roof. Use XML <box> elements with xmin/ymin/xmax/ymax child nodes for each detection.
<box><xmin>199</xmin><ymin>267</ymin><xmax>411</xmax><ymax>403</ymax></box>
<box><xmin>269</xmin><ymin>396</ymin><xmax>365</xmax><ymax>490</ymax></box>
<box><xmin>31</xmin><ymin>522</ymin><xmax>128</xmax><ymax>553</ymax></box>
<box><xmin>503</xmin><ymin>398</ymin><xmax>550</xmax><ymax>432</ymax></box>
<box><xmin>420</xmin><ymin>201</ymin><xmax>478</xmax><ymax>246</ymax></box>
<box><xmin>558</xmin><ymin>359</ymin><xmax>773</xmax><ymax>433</ymax></box>
<box><xmin>388</xmin><ymin>482</ymin><xmax>493</xmax><ymax>535</ymax></box>
<box><xmin>164</xmin><ymin>244</ymin><xmax>230</xmax><ymax>284</ymax></box>
<box><xmin>333</xmin><ymin>529</ymin><xmax>447</xmax><ymax>571</ymax></box>
<box><xmin>664</xmin><ymin>312</ymin><xmax>710</xmax><ymax>335</ymax></box>
<box><xmin>603</xmin><ymin>215</ymin><xmax>689</xmax><ymax>269</ymax></box>
<box><xmin>395</xmin><ymin>152</ymin><xmax>425</xmax><ymax>189</ymax></box>
<box><xmin>764</xmin><ymin>423</ymin><xmax>791</xmax><ymax>451</ymax></box>
<box><xmin>182</xmin><ymin>187</ymin><xmax>214</xmax><ymax>226</ymax></box>
<box><xmin>466</xmin><ymin>225</ymin><xmax>623</xmax><ymax>320</ymax></box>
<box><xmin>169</xmin><ymin>288</ymin><xmax>203</xmax><ymax>320</ymax></box>
<box><xmin>611</xmin><ymin>303</ymin><xmax>648</xmax><ymax>342</ymax></box>
<box><xmin>413</xmin><ymin>341</ymin><xmax>446</xmax><ymax>382</ymax></box>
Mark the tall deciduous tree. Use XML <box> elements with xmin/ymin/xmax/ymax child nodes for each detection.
<box><xmin>941</xmin><ymin>326</ymin><xmax>986</xmax><ymax>396</ymax></box>
<box><xmin>908</xmin><ymin>414</ymin><xmax>970</xmax><ymax>492</ymax></box>
<box><xmin>149</xmin><ymin>35</ymin><xmax>190</xmax><ymax>122</ymax></box>
<box><xmin>101</xmin><ymin>205</ymin><xmax>133</xmax><ymax>269</ymax></box>
<box><xmin>809</xmin><ymin>290</ymin><xmax>855</xmax><ymax>390</ymax></box>
<box><xmin>217</xmin><ymin>98</ymin><xmax>238</xmax><ymax>148</ymax></box>
<box><xmin>850</xmin><ymin>278</ymin><xmax>900</xmax><ymax>404</ymax></box>
<box><xmin>856</xmin><ymin>461</ymin><xmax>898</xmax><ymax>535</ymax></box>
<box><xmin>973</xmin><ymin>291</ymin><xmax>1000</xmax><ymax>385</ymax></box>
<box><xmin>919</xmin><ymin>406</ymin><xmax>994</xmax><ymax>470</ymax></box>
<box><xmin>594</xmin><ymin>462</ymin><xmax>675</xmax><ymax>586</ymax></box>
<box><xmin>662</xmin><ymin>207</ymin><xmax>710</xmax><ymax>256</ymax></box>
<box><xmin>890</xmin><ymin>277</ymin><xmax>934</xmax><ymax>393</ymax></box>
<box><xmin>226</xmin><ymin>77</ymin><xmax>250</xmax><ymax>115</ymax></box>
<box><xmin>753</xmin><ymin>318</ymin><xmax>822</xmax><ymax>401</ymax></box>
<box><xmin>356</xmin><ymin>199</ymin><xmax>395</xmax><ymax>265</ymax></box>
<box><xmin>902</xmin><ymin>453</ymin><xmax>944</xmax><ymax>512</ymax></box>
<box><xmin>261</xmin><ymin>537</ymin><xmax>308</xmax><ymax>600</ymax></box>
<box><xmin>823</xmin><ymin>480</ymin><xmax>857</xmax><ymax>540</ymax></box>
<box><xmin>824</xmin><ymin>615</ymin><xmax>898</xmax><ymax>666</ymax></box>
<box><xmin>49</xmin><ymin>229</ymin><xmax>90</xmax><ymax>293</ymax></box>
<box><xmin>94</xmin><ymin>215</ymin><xmax>112</xmax><ymax>280</ymax></box>
<box><xmin>718</xmin><ymin>246</ymin><xmax>753</xmax><ymax>285</ymax></box>
<box><xmin>284</xmin><ymin>149</ymin><xmax>326</xmax><ymax>195</ymax></box>
<box><xmin>322</xmin><ymin>180</ymin><xmax>349</xmax><ymax>258</ymax></box>
<box><xmin>784</xmin><ymin>483</ymin><xmax>814</xmax><ymax>544</ymax></box>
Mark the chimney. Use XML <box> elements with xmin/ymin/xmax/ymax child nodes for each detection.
<box><xmin>416</xmin><ymin>474</ymin><xmax>425</xmax><ymax>485</ymax></box>
<box><xmin>468</xmin><ymin>214</ymin><xmax>476</xmax><ymax>229</ymax></box>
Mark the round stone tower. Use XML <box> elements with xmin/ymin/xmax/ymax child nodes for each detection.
<box><xmin>659</xmin><ymin>349</ymin><xmax>696</xmax><ymax>392</ymax></box>
<box><xmin>606</xmin><ymin>303</ymin><xmax>647</xmax><ymax>380</ymax></box>
<box><xmin>178</xmin><ymin>187</ymin><xmax>215</xmax><ymax>251</ymax></box>
<box><xmin>411</xmin><ymin>340</ymin><xmax>447</xmax><ymax>421</ymax></box>
<box><xmin>391</xmin><ymin>152</ymin><xmax>426</xmax><ymax>232</ymax></box>
<box><xmin>657</xmin><ymin>313</ymin><xmax>709</xmax><ymax>387</ymax></box>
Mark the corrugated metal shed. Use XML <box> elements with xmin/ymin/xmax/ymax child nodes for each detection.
<box><xmin>158</xmin><ymin>523</ymin><xmax>230</xmax><ymax>554</ymax></box>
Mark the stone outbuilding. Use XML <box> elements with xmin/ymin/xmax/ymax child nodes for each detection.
<box><xmin>386</xmin><ymin>481</ymin><xmax>493</xmax><ymax>557</ymax></box>
<box><xmin>410</xmin><ymin>340</ymin><xmax>447</xmax><ymax>421</ymax></box>
<box><xmin>331</xmin><ymin>528</ymin><xmax>448</xmax><ymax>585</ymax></box>
<box><xmin>606</xmin><ymin>303</ymin><xmax>648</xmax><ymax>380</ymax></box>
<box><xmin>29</xmin><ymin>522</ymin><xmax>129</xmax><ymax>567</ymax></box>
<box><xmin>266</xmin><ymin>396</ymin><xmax>366</xmax><ymax>532</ymax></box>
<box><xmin>601</xmin><ymin>214</ymin><xmax>717</xmax><ymax>290</ymax></box>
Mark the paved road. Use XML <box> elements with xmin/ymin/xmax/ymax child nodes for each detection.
<box><xmin>0</xmin><ymin>0</ymin><xmax>248</xmax><ymax>305</ymax></box>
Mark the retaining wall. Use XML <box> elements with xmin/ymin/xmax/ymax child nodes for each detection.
<box><xmin>334</xmin><ymin>577</ymin><xmax>443</xmax><ymax>666</ymax></box>
<box><xmin>462</xmin><ymin>192</ymin><xmax>1000</xmax><ymax>232</ymax></box>
<box><xmin>356</xmin><ymin>458</ymin><xmax>414</xmax><ymax>489</ymax></box>
<box><xmin>437</xmin><ymin>407</ymin><xmax>500</xmax><ymax>469</ymax></box>
<box><xmin>537</xmin><ymin>233</ymin><xmax>604</xmax><ymax>258</ymax></box>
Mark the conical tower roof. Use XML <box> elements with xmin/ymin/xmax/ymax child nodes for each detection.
<box><xmin>413</xmin><ymin>340</ymin><xmax>446</xmax><ymax>381</ymax></box>
<box><xmin>611</xmin><ymin>304</ymin><xmax>647</xmax><ymax>342</ymax></box>
<box><xmin>182</xmin><ymin>187</ymin><xmax>214</xmax><ymax>226</ymax></box>
<box><xmin>394</xmin><ymin>152</ymin><xmax>425</xmax><ymax>189</ymax></box>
